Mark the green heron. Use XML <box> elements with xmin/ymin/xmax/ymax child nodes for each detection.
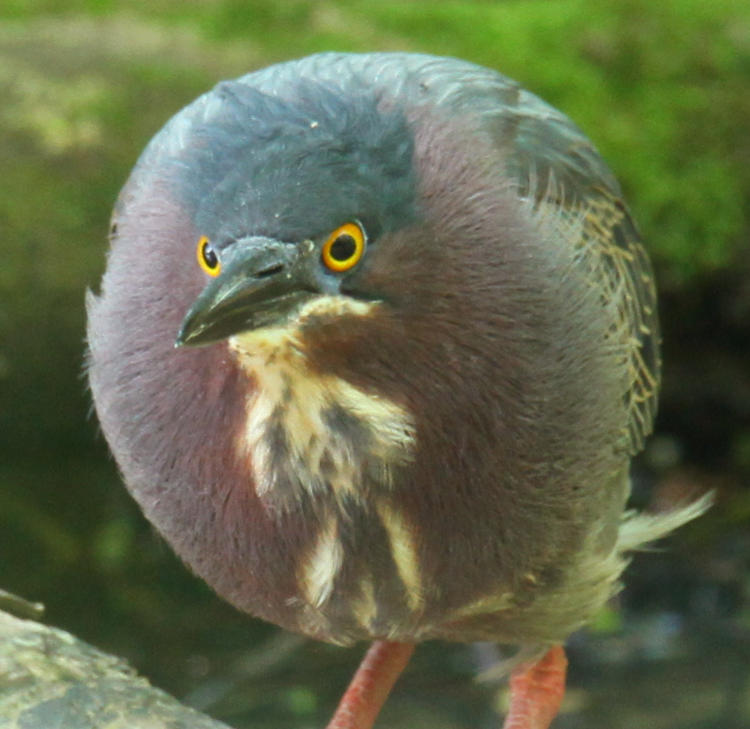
<box><xmin>87</xmin><ymin>53</ymin><xmax>708</xmax><ymax>729</ymax></box>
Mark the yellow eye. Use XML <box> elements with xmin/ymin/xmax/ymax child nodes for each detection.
<box><xmin>197</xmin><ymin>236</ymin><xmax>221</xmax><ymax>277</ymax></box>
<box><xmin>321</xmin><ymin>222</ymin><xmax>366</xmax><ymax>273</ymax></box>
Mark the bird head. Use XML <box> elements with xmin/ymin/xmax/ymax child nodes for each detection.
<box><xmin>174</xmin><ymin>80</ymin><xmax>416</xmax><ymax>348</ymax></box>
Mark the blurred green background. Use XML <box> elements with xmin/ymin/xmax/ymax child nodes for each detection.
<box><xmin>1</xmin><ymin>1</ymin><xmax>749</xmax><ymax>727</ymax></box>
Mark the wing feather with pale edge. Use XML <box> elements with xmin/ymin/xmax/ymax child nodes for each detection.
<box><xmin>486</xmin><ymin>85</ymin><xmax>661</xmax><ymax>455</ymax></box>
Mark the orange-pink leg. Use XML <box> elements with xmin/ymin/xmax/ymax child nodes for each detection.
<box><xmin>326</xmin><ymin>640</ymin><xmax>415</xmax><ymax>729</ymax></box>
<box><xmin>502</xmin><ymin>645</ymin><xmax>568</xmax><ymax>729</ymax></box>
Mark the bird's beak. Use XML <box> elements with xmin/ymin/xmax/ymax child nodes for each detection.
<box><xmin>176</xmin><ymin>236</ymin><xmax>319</xmax><ymax>347</ymax></box>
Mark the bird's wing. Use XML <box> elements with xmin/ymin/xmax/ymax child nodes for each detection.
<box><xmin>355</xmin><ymin>52</ymin><xmax>661</xmax><ymax>455</ymax></box>
<box><xmin>487</xmin><ymin>86</ymin><xmax>661</xmax><ymax>455</ymax></box>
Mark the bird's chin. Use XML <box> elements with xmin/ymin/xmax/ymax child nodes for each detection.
<box><xmin>234</xmin><ymin>292</ymin><xmax>378</xmax><ymax>338</ymax></box>
<box><xmin>295</xmin><ymin>293</ymin><xmax>380</xmax><ymax>324</ymax></box>
<box><xmin>228</xmin><ymin>293</ymin><xmax>380</xmax><ymax>356</ymax></box>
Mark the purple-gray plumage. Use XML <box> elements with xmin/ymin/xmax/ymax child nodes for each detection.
<box><xmin>87</xmin><ymin>52</ymin><xmax>708</xmax><ymax>728</ymax></box>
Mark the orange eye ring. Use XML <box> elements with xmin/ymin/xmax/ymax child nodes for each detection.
<box><xmin>197</xmin><ymin>236</ymin><xmax>221</xmax><ymax>277</ymax></box>
<box><xmin>321</xmin><ymin>222</ymin><xmax>366</xmax><ymax>273</ymax></box>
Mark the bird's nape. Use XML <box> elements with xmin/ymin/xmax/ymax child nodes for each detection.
<box><xmin>86</xmin><ymin>51</ymin><xmax>710</xmax><ymax>729</ymax></box>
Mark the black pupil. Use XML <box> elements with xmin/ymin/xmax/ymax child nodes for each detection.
<box><xmin>330</xmin><ymin>234</ymin><xmax>357</xmax><ymax>261</ymax></box>
<box><xmin>202</xmin><ymin>242</ymin><xmax>218</xmax><ymax>269</ymax></box>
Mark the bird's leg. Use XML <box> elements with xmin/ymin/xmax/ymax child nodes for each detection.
<box><xmin>501</xmin><ymin>645</ymin><xmax>568</xmax><ymax>729</ymax></box>
<box><xmin>326</xmin><ymin>640</ymin><xmax>415</xmax><ymax>729</ymax></box>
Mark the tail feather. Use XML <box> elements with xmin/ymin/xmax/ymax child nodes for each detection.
<box><xmin>618</xmin><ymin>491</ymin><xmax>713</xmax><ymax>552</ymax></box>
